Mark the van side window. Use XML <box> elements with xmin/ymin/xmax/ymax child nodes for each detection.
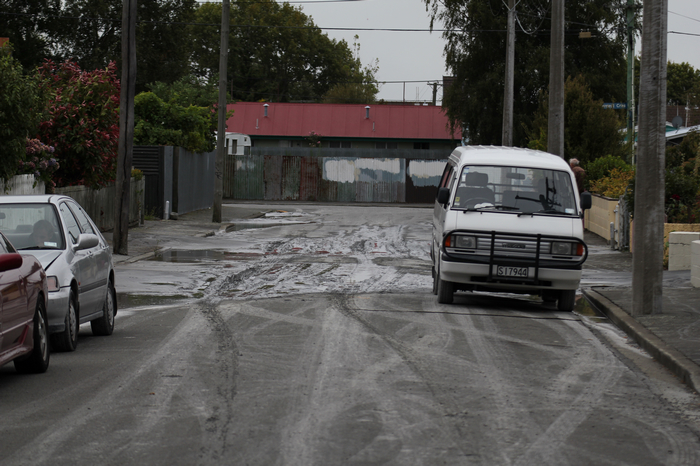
<box><xmin>439</xmin><ymin>165</ymin><xmax>454</xmax><ymax>189</ymax></box>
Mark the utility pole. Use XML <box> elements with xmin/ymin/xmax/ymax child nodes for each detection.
<box><xmin>213</xmin><ymin>0</ymin><xmax>230</xmax><ymax>223</ymax></box>
<box><xmin>632</xmin><ymin>0</ymin><xmax>668</xmax><ymax>316</ymax></box>
<box><xmin>432</xmin><ymin>82</ymin><xmax>438</xmax><ymax>106</ymax></box>
<box><xmin>626</xmin><ymin>0</ymin><xmax>637</xmax><ymax>162</ymax></box>
<box><xmin>502</xmin><ymin>0</ymin><xmax>515</xmax><ymax>147</ymax></box>
<box><xmin>113</xmin><ymin>0</ymin><xmax>137</xmax><ymax>255</ymax></box>
<box><xmin>548</xmin><ymin>0</ymin><xmax>565</xmax><ymax>157</ymax></box>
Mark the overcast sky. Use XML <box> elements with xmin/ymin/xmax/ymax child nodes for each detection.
<box><xmin>297</xmin><ymin>0</ymin><xmax>700</xmax><ymax>104</ymax></box>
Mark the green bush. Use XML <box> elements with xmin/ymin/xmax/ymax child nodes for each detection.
<box><xmin>584</xmin><ymin>154</ymin><xmax>633</xmax><ymax>191</ymax></box>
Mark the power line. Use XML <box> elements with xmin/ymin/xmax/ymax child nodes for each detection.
<box><xmin>669</xmin><ymin>10</ymin><xmax>700</xmax><ymax>23</ymax></box>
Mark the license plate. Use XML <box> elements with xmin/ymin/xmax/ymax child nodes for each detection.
<box><xmin>495</xmin><ymin>266</ymin><xmax>529</xmax><ymax>278</ymax></box>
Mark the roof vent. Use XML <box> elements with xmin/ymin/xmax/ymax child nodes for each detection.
<box><xmin>365</xmin><ymin>106</ymin><xmax>370</xmax><ymax>119</ymax></box>
<box><xmin>264</xmin><ymin>103</ymin><xmax>269</xmax><ymax>117</ymax></box>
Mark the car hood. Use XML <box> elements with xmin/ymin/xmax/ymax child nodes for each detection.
<box><xmin>27</xmin><ymin>250</ymin><xmax>63</xmax><ymax>271</ymax></box>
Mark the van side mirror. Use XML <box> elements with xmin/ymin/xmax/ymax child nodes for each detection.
<box><xmin>580</xmin><ymin>191</ymin><xmax>592</xmax><ymax>210</ymax></box>
<box><xmin>437</xmin><ymin>187</ymin><xmax>450</xmax><ymax>205</ymax></box>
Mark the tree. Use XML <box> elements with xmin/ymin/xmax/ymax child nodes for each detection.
<box><xmin>133</xmin><ymin>77</ymin><xmax>221</xmax><ymax>153</ymax></box>
<box><xmin>423</xmin><ymin>0</ymin><xmax>639</xmax><ymax>146</ymax></box>
<box><xmin>53</xmin><ymin>0</ymin><xmax>198</xmax><ymax>94</ymax></box>
<box><xmin>35</xmin><ymin>60</ymin><xmax>120</xmax><ymax>189</ymax></box>
<box><xmin>323</xmin><ymin>37</ymin><xmax>379</xmax><ymax>104</ymax></box>
<box><xmin>666</xmin><ymin>61</ymin><xmax>700</xmax><ymax>106</ymax></box>
<box><xmin>0</xmin><ymin>45</ymin><xmax>46</xmax><ymax>181</ymax></box>
<box><xmin>528</xmin><ymin>75</ymin><xmax>633</xmax><ymax>166</ymax></box>
<box><xmin>0</xmin><ymin>0</ymin><xmax>61</xmax><ymax>71</ymax></box>
<box><xmin>191</xmin><ymin>1</ymin><xmax>376</xmax><ymax>102</ymax></box>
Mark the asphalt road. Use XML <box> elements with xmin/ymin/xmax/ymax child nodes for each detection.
<box><xmin>1</xmin><ymin>205</ymin><xmax>699</xmax><ymax>465</ymax></box>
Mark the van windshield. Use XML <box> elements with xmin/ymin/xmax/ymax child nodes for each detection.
<box><xmin>451</xmin><ymin>165</ymin><xmax>578</xmax><ymax>215</ymax></box>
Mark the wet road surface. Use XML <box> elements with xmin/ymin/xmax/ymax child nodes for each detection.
<box><xmin>1</xmin><ymin>205</ymin><xmax>699</xmax><ymax>465</ymax></box>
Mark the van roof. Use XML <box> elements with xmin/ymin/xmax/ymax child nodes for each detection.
<box><xmin>449</xmin><ymin>146</ymin><xmax>571</xmax><ymax>171</ymax></box>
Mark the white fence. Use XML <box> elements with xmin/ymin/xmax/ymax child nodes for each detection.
<box><xmin>1</xmin><ymin>175</ymin><xmax>145</xmax><ymax>231</ymax></box>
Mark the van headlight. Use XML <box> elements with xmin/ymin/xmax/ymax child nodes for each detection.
<box><xmin>446</xmin><ymin>235</ymin><xmax>476</xmax><ymax>249</ymax></box>
<box><xmin>551</xmin><ymin>241</ymin><xmax>584</xmax><ymax>256</ymax></box>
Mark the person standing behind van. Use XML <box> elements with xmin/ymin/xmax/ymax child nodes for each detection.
<box><xmin>569</xmin><ymin>158</ymin><xmax>586</xmax><ymax>194</ymax></box>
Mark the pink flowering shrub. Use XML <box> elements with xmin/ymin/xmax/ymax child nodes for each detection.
<box><xmin>18</xmin><ymin>138</ymin><xmax>60</xmax><ymax>193</ymax></box>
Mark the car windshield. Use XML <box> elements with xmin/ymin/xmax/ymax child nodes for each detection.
<box><xmin>451</xmin><ymin>165</ymin><xmax>578</xmax><ymax>215</ymax></box>
<box><xmin>0</xmin><ymin>203</ymin><xmax>65</xmax><ymax>250</ymax></box>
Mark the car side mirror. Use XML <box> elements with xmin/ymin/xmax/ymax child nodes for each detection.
<box><xmin>437</xmin><ymin>187</ymin><xmax>450</xmax><ymax>205</ymax></box>
<box><xmin>0</xmin><ymin>253</ymin><xmax>23</xmax><ymax>272</ymax></box>
<box><xmin>74</xmin><ymin>233</ymin><xmax>99</xmax><ymax>251</ymax></box>
<box><xmin>580</xmin><ymin>191</ymin><xmax>592</xmax><ymax>210</ymax></box>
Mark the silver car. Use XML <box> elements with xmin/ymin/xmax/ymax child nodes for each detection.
<box><xmin>0</xmin><ymin>195</ymin><xmax>116</xmax><ymax>351</ymax></box>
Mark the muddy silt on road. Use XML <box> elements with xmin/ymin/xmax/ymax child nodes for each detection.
<box><xmin>1</xmin><ymin>204</ymin><xmax>698</xmax><ymax>465</ymax></box>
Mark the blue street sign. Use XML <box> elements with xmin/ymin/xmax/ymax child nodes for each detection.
<box><xmin>603</xmin><ymin>103</ymin><xmax>627</xmax><ymax>109</ymax></box>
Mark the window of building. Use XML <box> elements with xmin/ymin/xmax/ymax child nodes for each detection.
<box><xmin>375</xmin><ymin>142</ymin><xmax>398</xmax><ymax>149</ymax></box>
<box><xmin>330</xmin><ymin>141</ymin><xmax>351</xmax><ymax>149</ymax></box>
<box><xmin>413</xmin><ymin>142</ymin><xmax>430</xmax><ymax>150</ymax></box>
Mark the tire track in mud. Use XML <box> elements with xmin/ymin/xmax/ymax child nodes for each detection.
<box><xmin>328</xmin><ymin>292</ymin><xmax>476</xmax><ymax>460</ymax></box>
<box><xmin>198</xmin><ymin>298</ymin><xmax>240</xmax><ymax>463</ymax></box>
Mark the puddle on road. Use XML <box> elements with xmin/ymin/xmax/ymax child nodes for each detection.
<box><xmin>575</xmin><ymin>296</ymin><xmax>608</xmax><ymax>323</ymax></box>
<box><xmin>149</xmin><ymin>249</ymin><xmax>261</xmax><ymax>263</ymax></box>
<box><xmin>117</xmin><ymin>293</ymin><xmax>190</xmax><ymax>309</ymax></box>
<box><xmin>225</xmin><ymin>223</ymin><xmax>277</xmax><ymax>232</ymax></box>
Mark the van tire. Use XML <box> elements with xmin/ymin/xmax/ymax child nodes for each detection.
<box><xmin>558</xmin><ymin>290</ymin><xmax>576</xmax><ymax>311</ymax></box>
<box><xmin>431</xmin><ymin>266</ymin><xmax>438</xmax><ymax>295</ymax></box>
<box><xmin>437</xmin><ymin>276</ymin><xmax>454</xmax><ymax>304</ymax></box>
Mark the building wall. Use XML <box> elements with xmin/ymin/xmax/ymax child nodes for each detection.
<box><xmin>223</xmin><ymin>149</ymin><xmax>448</xmax><ymax>203</ymax></box>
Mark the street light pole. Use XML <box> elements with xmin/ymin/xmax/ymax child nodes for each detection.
<box><xmin>626</xmin><ymin>0</ymin><xmax>637</xmax><ymax>161</ymax></box>
<box><xmin>114</xmin><ymin>0</ymin><xmax>137</xmax><ymax>255</ymax></box>
<box><xmin>213</xmin><ymin>0</ymin><xmax>230</xmax><ymax>224</ymax></box>
<box><xmin>548</xmin><ymin>0</ymin><xmax>565</xmax><ymax>158</ymax></box>
<box><xmin>632</xmin><ymin>0</ymin><xmax>668</xmax><ymax>316</ymax></box>
<box><xmin>502</xmin><ymin>0</ymin><xmax>515</xmax><ymax>147</ymax></box>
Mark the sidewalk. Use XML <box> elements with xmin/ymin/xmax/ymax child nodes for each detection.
<box><xmin>104</xmin><ymin>204</ymin><xmax>269</xmax><ymax>264</ymax></box>
<box><xmin>106</xmin><ymin>207</ymin><xmax>700</xmax><ymax>394</ymax></box>
<box><xmin>582</xmin><ymin>232</ymin><xmax>700</xmax><ymax>394</ymax></box>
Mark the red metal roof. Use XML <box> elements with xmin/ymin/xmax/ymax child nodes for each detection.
<box><xmin>225</xmin><ymin>102</ymin><xmax>461</xmax><ymax>140</ymax></box>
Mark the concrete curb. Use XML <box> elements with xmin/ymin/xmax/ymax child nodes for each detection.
<box><xmin>582</xmin><ymin>288</ymin><xmax>700</xmax><ymax>394</ymax></box>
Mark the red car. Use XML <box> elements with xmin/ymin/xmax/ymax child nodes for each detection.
<box><xmin>0</xmin><ymin>230</ymin><xmax>50</xmax><ymax>373</ymax></box>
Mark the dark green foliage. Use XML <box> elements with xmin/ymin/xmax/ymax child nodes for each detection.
<box><xmin>666</xmin><ymin>62</ymin><xmax>700</xmax><ymax>106</ymax></box>
<box><xmin>528</xmin><ymin>76</ymin><xmax>633</xmax><ymax>166</ymax></box>
<box><xmin>0</xmin><ymin>49</ymin><xmax>45</xmax><ymax>181</ymax></box>
<box><xmin>134</xmin><ymin>77</ymin><xmax>221</xmax><ymax>153</ymax></box>
<box><xmin>585</xmin><ymin>154</ymin><xmax>633</xmax><ymax>189</ymax></box>
<box><xmin>665</xmin><ymin>131</ymin><xmax>700</xmax><ymax>223</ymax></box>
<box><xmin>0</xmin><ymin>0</ymin><xmax>61</xmax><ymax>71</ymax></box>
<box><xmin>191</xmin><ymin>1</ymin><xmax>377</xmax><ymax>103</ymax></box>
<box><xmin>423</xmin><ymin>0</ymin><xmax>638</xmax><ymax>146</ymax></box>
<box><xmin>54</xmin><ymin>0</ymin><xmax>198</xmax><ymax>94</ymax></box>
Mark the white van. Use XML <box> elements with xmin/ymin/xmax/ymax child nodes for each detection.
<box><xmin>431</xmin><ymin>146</ymin><xmax>592</xmax><ymax>310</ymax></box>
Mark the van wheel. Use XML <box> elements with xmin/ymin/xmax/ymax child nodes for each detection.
<box><xmin>558</xmin><ymin>290</ymin><xmax>576</xmax><ymax>311</ymax></box>
<box><xmin>437</xmin><ymin>276</ymin><xmax>454</xmax><ymax>304</ymax></box>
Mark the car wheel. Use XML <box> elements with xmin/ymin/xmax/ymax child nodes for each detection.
<box><xmin>51</xmin><ymin>291</ymin><xmax>79</xmax><ymax>352</ymax></box>
<box><xmin>437</xmin><ymin>275</ymin><xmax>454</xmax><ymax>304</ymax></box>
<box><xmin>91</xmin><ymin>280</ymin><xmax>115</xmax><ymax>336</ymax></box>
<box><xmin>14</xmin><ymin>298</ymin><xmax>50</xmax><ymax>374</ymax></box>
<box><xmin>558</xmin><ymin>289</ymin><xmax>576</xmax><ymax>312</ymax></box>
